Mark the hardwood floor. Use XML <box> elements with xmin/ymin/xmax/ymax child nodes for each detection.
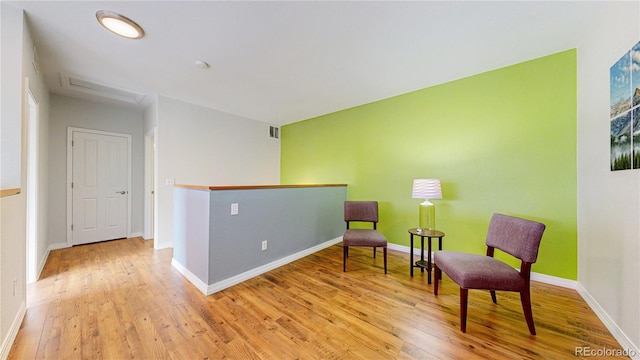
<box><xmin>9</xmin><ymin>237</ymin><xmax>626</xmax><ymax>359</ymax></box>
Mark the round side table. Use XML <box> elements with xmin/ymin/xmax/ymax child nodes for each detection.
<box><xmin>408</xmin><ymin>228</ymin><xmax>444</xmax><ymax>284</ymax></box>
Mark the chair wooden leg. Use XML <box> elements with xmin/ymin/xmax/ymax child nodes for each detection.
<box><xmin>490</xmin><ymin>290</ymin><xmax>497</xmax><ymax>304</ymax></box>
<box><xmin>373</xmin><ymin>247</ymin><xmax>376</xmax><ymax>258</ymax></box>
<box><xmin>434</xmin><ymin>265</ymin><xmax>440</xmax><ymax>295</ymax></box>
<box><xmin>460</xmin><ymin>288</ymin><xmax>468</xmax><ymax>333</ymax></box>
<box><xmin>343</xmin><ymin>246</ymin><xmax>348</xmax><ymax>272</ymax></box>
<box><xmin>520</xmin><ymin>289</ymin><xmax>536</xmax><ymax>335</ymax></box>
<box><xmin>383</xmin><ymin>247</ymin><xmax>387</xmax><ymax>274</ymax></box>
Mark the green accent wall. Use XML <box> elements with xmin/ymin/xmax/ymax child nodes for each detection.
<box><xmin>281</xmin><ymin>50</ymin><xmax>577</xmax><ymax>280</ymax></box>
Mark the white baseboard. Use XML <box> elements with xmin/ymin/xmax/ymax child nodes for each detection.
<box><xmin>388</xmin><ymin>242</ymin><xmax>425</xmax><ymax>255</ymax></box>
<box><xmin>155</xmin><ymin>241</ymin><xmax>173</xmax><ymax>250</ymax></box>
<box><xmin>172</xmin><ymin>237</ymin><xmax>343</xmax><ymax>296</ymax></box>
<box><xmin>33</xmin><ymin>242</ymin><xmax>70</xmax><ymax>282</ymax></box>
<box><xmin>530</xmin><ymin>272</ymin><xmax>576</xmax><ymax>289</ymax></box>
<box><xmin>36</xmin><ymin>249</ymin><xmax>49</xmax><ymax>282</ymax></box>
<box><xmin>128</xmin><ymin>232</ymin><xmax>143</xmax><ymax>238</ymax></box>
<box><xmin>576</xmin><ymin>283</ymin><xmax>640</xmax><ymax>359</ymax></box>
<box><xmin>206</xmin><ymin>236</ymin><xmax>343</xmax><ymax>295</ymax></box>
<box><xmin>48</xmin><ymin>242</ymin><xmax>69</xmax><ymax>251</ymax></box>
<box><xmin>387</xmin><ymin>243</ymin><xmax>577</xmax><ymax>289</ymax></box>
<box><xmin>0</xmin><ymin>301</ymin><xmax>26</xmax><ymax>360</ymax></box>
<box><xmin>170</xmin><ymin>258</ymin><xmax>208</xmax><ymax>294</ymax></box>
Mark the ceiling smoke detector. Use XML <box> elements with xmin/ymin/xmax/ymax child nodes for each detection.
<box><xmin>195</xmin><ymin>60</ymin><xmax>210</xmax><ymax>69</ymax></box>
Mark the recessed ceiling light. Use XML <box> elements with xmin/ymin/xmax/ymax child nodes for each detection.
<box><xmin>96</xmin><ymin>10</ymin><xmax>144</xmax><ymax>39</ymax></box>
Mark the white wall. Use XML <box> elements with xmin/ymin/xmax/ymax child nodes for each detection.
<box><xmin>0</xmin><ymin>3</ymin><xmax>49</xmax><ymax>357</ymax></box>
<box><xmin>577</xmin><ymin>0</ymin><xmax>640</xmax><ymax>353</ymax></box>
<box><xmin>0</xmin><ymin>4</ymin><xmax>25</xmax><ymax>349</ymax></box>
<box><xmin>22</xmin><ymin>11</ymin><xmax>51</xmax><ymax>282</ymax></box>
<box><xmin>143</xmin><ymin>98</ymin><xmax>157</xmax><ymax>134</ymax></box>
<box><xmin>47</xmin><ymin>95</ymin><xmax>145</xmax><ymax>247</ymax></box>
<box><xmin>156</xmin><ymin>96</ymin><xmax>280</xmax><ymax>249</ymax></box>
<box><xmin>1</xmin><ymin>3</ymin><xmax>22</xmax><ymax>190</ymax></box>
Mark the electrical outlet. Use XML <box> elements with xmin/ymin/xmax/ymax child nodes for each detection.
<box><xmin>262</xmin><ymin>240</ymin><xmax>268</xmax><ymax>251</ymax></box>
<box><xmin>231</xmin><ymin>203</ymin><xmax>239</xmax><ymax>215</ymax></box>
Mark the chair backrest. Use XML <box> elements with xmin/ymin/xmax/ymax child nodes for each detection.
<box><xmin>344</xmin><ymin>201</ymin><xmax>379</xmax><ymax>223</ymax></box>
<box><xmin>485</xmin><ymin>213</ymin><xmax>546</xmax><ymax>264</ymax></box>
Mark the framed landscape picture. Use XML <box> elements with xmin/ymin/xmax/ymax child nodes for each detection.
<box><xmin>611</xmin><ymin>41</ymin><xmax>640</xmax><ymax>171</ymax></box>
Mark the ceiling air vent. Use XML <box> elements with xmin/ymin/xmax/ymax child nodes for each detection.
<box><xmin>269</xmin><ymin>126</ymin><xmax>280</xmax><ymax>139</ymax></box>
<box><xmin>59</xmin><ymin>73</ymin><xmax>145</xmax><ymax>105</ymax></box>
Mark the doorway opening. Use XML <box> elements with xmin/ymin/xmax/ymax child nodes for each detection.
<box><xmin>26</xmin><ymin>90</ymin><xmax>38</xmax><ymax>284</ymax></box>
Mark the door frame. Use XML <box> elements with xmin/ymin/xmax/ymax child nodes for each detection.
<box><xmin>25</xmin><ymin>87</ymin><xmax>39</xmax><ymax>283</ymax></box>
<box><xmin>143</xmin><ymin>127</ymin><xmax>156</xmax><ymax>240</ymax></box>
<box><xmin>66</xmin><ymin>127</ymin><xmax>132</xmax><ymax>247</ymax></box>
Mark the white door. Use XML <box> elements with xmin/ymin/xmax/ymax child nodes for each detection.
<box><xmin>72</xmin><ymin>131</ymin><xmax>128</xmax><ymax>245</ymax></box>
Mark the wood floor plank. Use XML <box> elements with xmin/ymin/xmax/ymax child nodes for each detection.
<box><xmin>8</xmin><ymin>237</ymin><xmax>628</xmax><ymax>359</ymax></box>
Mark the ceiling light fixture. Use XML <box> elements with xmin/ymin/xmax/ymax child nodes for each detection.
<box><xmin>96</xmin><ymin>10</ymin><xmax>144</xmax><ymax>39</ymax></box>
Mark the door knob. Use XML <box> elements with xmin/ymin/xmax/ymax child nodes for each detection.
<box><xmin>116</xmin><ymin>191</ymin><xmax>127</xmax><ymax>194</ymax></box>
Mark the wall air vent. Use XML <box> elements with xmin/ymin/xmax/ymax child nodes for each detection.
<box><xmin>269</xmin><ymin>126</ymin><xmax>280</xmax><ymax>139</ymax></box>
<box><xmin>59</xmin><ymin>73</ymin><xmax>145</xmax><ymax>105</ymax></box>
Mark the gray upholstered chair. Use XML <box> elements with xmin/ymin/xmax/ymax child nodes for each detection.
<box><xmin>434</xmin><ymin>213</ymin><xmax>546</xmax><ymax>335</ymax></box>
<box><xmin>343</xmin><ymin>201</ymin><xmax>387</xmax><ymax>273</ymax></box>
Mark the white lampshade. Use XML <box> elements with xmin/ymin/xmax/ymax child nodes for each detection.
<box><xmin>412</xmin><ymin>179</ymin><xmax>442</xmax><ymax>199</ymax></box>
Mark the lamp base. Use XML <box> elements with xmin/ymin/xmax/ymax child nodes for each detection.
<box><xmin>418</xmin><ymin>200</ymin><xmax>436</xmax><ymax>231</ymax></box>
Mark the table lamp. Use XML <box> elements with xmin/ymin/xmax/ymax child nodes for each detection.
<box><xmin>412</xmin><ymin>179</ymin><xmax>442</xmax><ymax>231</ymax></box>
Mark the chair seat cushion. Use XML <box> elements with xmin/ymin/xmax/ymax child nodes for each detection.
<box><xmin>434</xmin><ymin>251</ymin><xmax>525</xmax><ymax>291</ymax></box>
<box><xmin>343</xmin><ymin>229</ymin><xmax>387</xmax><ymax>247</ymax></box>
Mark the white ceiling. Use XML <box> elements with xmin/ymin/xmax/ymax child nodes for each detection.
<box><xmin>8</xmin><ymin>1</ymin><xmax>605</xmax><ymax>126</ymax></box>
